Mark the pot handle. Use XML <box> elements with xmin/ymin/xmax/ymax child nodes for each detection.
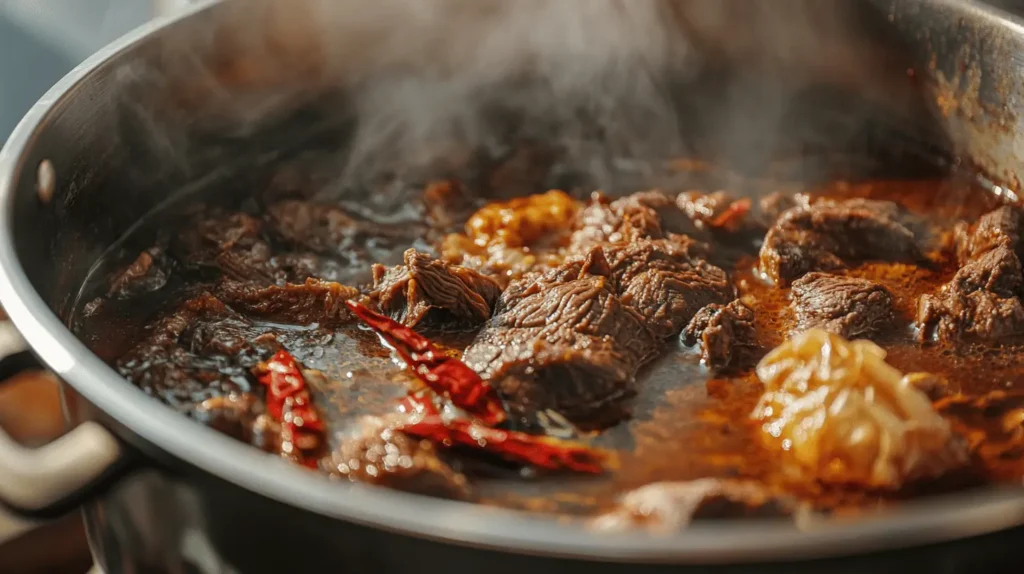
<box><xmin>0</xmin><ymin>323</ymin><xmax>122</xmax><ymax>521</ymax></box>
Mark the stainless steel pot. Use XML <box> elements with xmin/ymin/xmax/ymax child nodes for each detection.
<box><xmin>0</xmin><ymin>1</ymin><xmax>1023</xmax><ymax>572</ymax></box>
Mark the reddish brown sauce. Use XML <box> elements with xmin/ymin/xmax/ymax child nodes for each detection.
<box><xmin>75</xmin><ymin>174</ymin><xmax>1024</xmax><ymax>519</ymax></box>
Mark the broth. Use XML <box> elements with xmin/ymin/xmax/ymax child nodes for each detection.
<box><xmin>73</xmin><ymin>166</ymin><xmax>1024</xmax><ymax>522</ymax></box>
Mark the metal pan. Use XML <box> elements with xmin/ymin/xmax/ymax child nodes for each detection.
<box><xmin>0</xmin><ymin>1</ymin><xmax>1022</xmax><ymax>572</ymax></box>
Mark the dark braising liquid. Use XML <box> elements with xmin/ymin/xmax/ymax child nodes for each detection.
<box><xmin>73</xmin><ymin>170</ymin><xmax>1024</xmax><ymax>519</ymax></box>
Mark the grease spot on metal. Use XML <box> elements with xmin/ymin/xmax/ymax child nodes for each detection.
<box><xmin>36</xmin><ymin>160</ymin><xmax>55</xmax><ymax>205</ymax></box>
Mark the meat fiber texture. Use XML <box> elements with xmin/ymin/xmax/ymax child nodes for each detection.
<box><xmin>463</xmin><ymin>239</ymin><xmax>732</xmax><ymax>429</ymax></box>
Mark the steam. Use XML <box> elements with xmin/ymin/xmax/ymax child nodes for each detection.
<box><xmin>308</xmin><ymin>0</ymin><xmax>698</xmax><ymax>197</ymax></box>
<box><xmin>138</xmin><ymin>0</ymin><xmax>938</xmax><ymax>202</ymax></box>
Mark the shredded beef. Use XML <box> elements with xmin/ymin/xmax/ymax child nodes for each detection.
<box><xmin>324</xmin><ymin>417</ymin><xmax>472</xmax><ymax>500</ymax></box>
<box><xmin>917</xmin><ymin>245</ymin><xmax>1024</xmax><ymax>342</ymax></box>
<box><xmin>215</xmin><ymin>278</ymin><xmax>359</xmax><ymax>328</ymax></box>
<box><xmin>173</xmin><ymin>211</ymin><xmax>344</xmax><ymax>284</ymax></box>
<box><xmin>791</xmin><ymin>272</ymin><xmax>895</xmax><ymax>340</ymax></box>
<box><xmin>602</xmin><ymin>238</ymin><xmax>732</xmax><ymax>338</ymax></box>
<box><xmin>759</xmin><ymin>199</ymin><xmax>925</xmax><ymax>285</ymax></box>
<box><xmin>371</xmin><ymin>249</ymin><xmax>501</xmax><ymax>330</ymax></box>
<box><xmin>682</xmin><ymin>300</ymin><xmax>758</xmax><ymax>371</ymax></box>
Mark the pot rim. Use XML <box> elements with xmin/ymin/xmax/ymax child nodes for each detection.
<box><xmin>0</xmin><ymin>0</ymin><xmax>1023</xmax><ymax>565</ymax></box>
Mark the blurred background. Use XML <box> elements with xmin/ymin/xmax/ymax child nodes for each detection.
<box><xmin>0</xmin><ymin>0</ymin><xmax>150</xmax><ymax>141</ymax></box>
<box><xmin>0</xmin><ymin>3</ymin><xmax>151</xmax><ymax>572</ymax></box>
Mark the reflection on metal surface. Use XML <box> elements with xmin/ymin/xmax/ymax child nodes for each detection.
<box><xmin>1</xmin><ymin>0</ymin><xmax>1024</xmax><ymax>568</ymax></box>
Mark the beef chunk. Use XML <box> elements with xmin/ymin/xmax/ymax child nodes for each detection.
<box><xmin>265</xmin><ymin>200</ymin><xmax>424</xmax><ymax>284</ymax></box>
<box><xmin>174</xmin><ymin>212</ymin><xmax>274</xmax><ymax>282</ymax></box>
<box><xmin>917</xmin><ymin>245</ymin><xmax>1024</xmax><ymax>342</ymax></box>
<box><xmin>936</xmin><ymin>390</ymin><xmax>1024</xmax><ymax>462</ymax></box>
<box><xmin>174</xmin><ymin>211</ymin><xmax>343</xmax><ymax>284</ymax></box>
<box><xmin>759</xmin><ymin>199</ymin><xmax>925</xmax><ymax>285</ymax></box>
<box><xmin>109</xmin><ymin>247</ymin><xmax>172</xmax><ymax>298</ymax></box>
<box><xmin>422</xmin><ymin>180</ymin><xmax>477</xmax><ymax>235</ymax></box>
<box><xmin>682</xmin><ymin>300</ymin><xmax>758</xmax><ymax>371</ymax></box>
<box><xmin>571</xmin><ymin>190</ymin><xmax>700</xmax><ymax>252</ymax></box>
<box><xmin>602</xmin><ymin>238</ymin><xmax>732</xmax><ymax>338</ymax></box>
<box><xmin>473</xmin><ymin>337</ymin><xmax>639</xmax><ymax>429</ymax></box>
<box><xmin>215</xmin><ymin>278</ymin><xmax>359</xmax><ymax>328</ymax></box>
<box><xmin>266</xmin><ymin>253</ymin><xmax>351</xmax><ymax>285</ymax></box>
<box><xmin>371</xmin><ymin>249</ymin><xmax>501</xmax><ymax>330</ymax></box>
<box><xmin>676</xmin><ymin>190</ymin><xmax>758</xmax><ymax>235</ymax></box>
<box><xmin>756</xmin><ymin>191</ymin><xmax>811</xmax><ymax>227</ymax></box>
<box><xmin>462</xmin><ymin>249</ymin><xmax>659</xmax><ymax>428</ymax></box>
<box><xmin>266</xmin><ymin>200</ymin><xmax>410</xmax><ymax>254</ymax></box>
<box><xmin>791</xmin><ymin>272</ymin><xmax>895</xmax><ymax>340</ymax></box>
<box><xmin>592</xmin><ymin>479</ymin><xmax>803</xmax><ymax>532</ymax></box>
<box><xmin>462</xmin><ymin>239</ymin><xmax>733</xmax><ymax>428</ymax></box>
<box><xmin>956</xmin><ymin>205</ymin><xmax>1024</xmax><ymax>264</ymax></box>
<box><xmin>323</xmin><ymin>417</ymin><xmax>472</xmax><ymax>500</ymax></box>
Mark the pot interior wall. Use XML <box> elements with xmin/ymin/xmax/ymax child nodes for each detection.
<box><xmin>10</xmin><ymin>0</ymin><xmax>987</xmax><ymax>325</ymax></box>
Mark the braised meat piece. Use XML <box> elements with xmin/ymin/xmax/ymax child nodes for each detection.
<box><xmin>917</xmin><ymin>245</ymin><xmax>1024</xmax><ymax>342</ymax></box>
<box><xmin>752</xmin><ymin>329</ymin><xmax>969</xmax><ymax>489</ymax></box>
<box><xmin>936</xmin><ymin>390</ymin><xmax>1024</xmax><ymax>463</ymax></box>
<box><xmin>602</xmin><ymin>238</ymin><xmax>732</xmax><ymax>338</ymax></box>
<box><xmin>682</xmin><ymin>300</ymin><xmax>758</xmax><ymax>372</ymax></box>
<box><xmin>571</xmin><ymin>190</ymin><xmax>700</xmax><ymax>252</ymax></box>
<box><xmin>174</xmin><ymin>212</ymin><xmax>275</xmax><ymax>282</ymax></box>
<box><xmin>956</xmin><ymin>205</ymin><xmax>1024</xmax><ymax>264</ymax></box>
<box><xmin>265</xmin><ymin>200</ymin><xmax>412</xmax><ymax>255</ymax></box>
<box><xmin>422</xmin><ymin>180</ymin><xmax>477</xmax><ymax>235</ymax></box>
<box><xmin>759</xmin><ymin>199</ymin><xmax>925</xmax><ymax>285</ymax></box>
<box><xmin>109</xmin><ymin>247</ymin><xmax>172</xmax><ymax>298</ymax></box>
<box><xmin>791</xmin><ymin>273</ymin><xmax>895</xmax><ymax>340</ymax></box>
<box><xmin>117</xmin><ymin>293</ymin><xmax>265</xmax><ymax>417</ymax></box>
<box><xmin>215</xmin><ymin>278</ymin><xmax>359</xmax><ymax>328</ymax></box>
<box><xmin>371</xmin><ymin>249</ymin><xmax>501</xmax><ymax>330</ymax></box>
<box><xmin>756</xmin><ymin>191</ymin><xmax>810</xmax><ymax>227</ymax></box>
<box><xmin>267</xmin><ymin>253</ymin><xmax>351</xmax><ymax>285</ymax></box>
<box><xmin>462</xmin><ymin>249</ymin><xmax>659</xmax><ymax>428</ymax></box>
<box><xmin>461</xmin><ymin>237</ymin><xmax>734</xmax><ymax>427</ymax></box>
<box><xmin>323</xmin><ymin>417</ymin><xmax>472</xmax><ymax>500</ymax></box>
<box><xmin>265</xmin><ymin>200</ymin><xmax>424</xmax><ymax>285</ymax></box>
<box><xmin>592</xmin><ymin>479</ymin><xmax>804</xmax><ymax>532</ymax></box>
<box><xmin>441</xmin><ymin>189</ymin><xmax>578</xmax><ymax>285</ymax></box>
<box><xmin>174</xmin><ymin>211</ymin><xmax>344</xmax><ymax>284</ymax></box>
<box><xmin>676</xmin><ymin>191</ymin><xmax>756</xmax><ymax>234</ymax></box>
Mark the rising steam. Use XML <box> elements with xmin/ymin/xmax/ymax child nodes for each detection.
<box><xmin>142</xmin><ymin>0</ymin><xmax>934</xmax><ymax>200</ymax></box>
